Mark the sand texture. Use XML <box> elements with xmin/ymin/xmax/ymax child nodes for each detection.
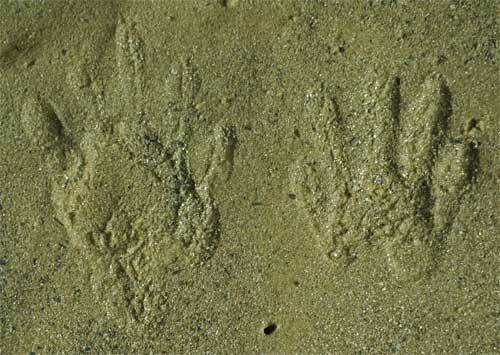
<box><xmin>1</xmin><ymin>1</ymin><xmax>499</xmax><ymax>354</ymax></box>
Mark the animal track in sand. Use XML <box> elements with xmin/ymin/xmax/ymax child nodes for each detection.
<box><xmin>291</xmin><ymin>74</ymin><xmax>481</xmax><ymax>280</ymax></box>
<box><xmin>21</xmin><ymin>18</ymin><xmax>236</xmax><ymax>321</ymax></box>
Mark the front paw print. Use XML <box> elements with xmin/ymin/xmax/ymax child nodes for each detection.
<box><xmin>20</xmin><ymin>17</ymin><xmax>236</xmax><ymax>321</ymax></box>
<box><xmin>291</xmin><ymin>75</ymin><xmax>480</xmax><ymax>280</ymax></box>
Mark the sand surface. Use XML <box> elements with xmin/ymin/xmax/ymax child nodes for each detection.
<box><xmin>1</xmin><ymin>1</ymin><xmax>499</xmax><ymax>353</ymax></box>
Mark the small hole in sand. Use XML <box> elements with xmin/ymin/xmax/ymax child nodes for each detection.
<box><xmin>263</xmin><ymin>323</ymin><xmax>278</xmax><ymax>335</ymax></box>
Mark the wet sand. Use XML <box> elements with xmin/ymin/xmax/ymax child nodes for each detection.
<box><xmin>1</xmin><ymin>1</ymin><xmax>499</xmax><ymax>353</ymax></box>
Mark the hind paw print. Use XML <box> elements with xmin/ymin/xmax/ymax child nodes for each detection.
<box><xmin>291</xmin><ymin>75</ymin><xmax>480</xmax><ymax>280</ymax></box>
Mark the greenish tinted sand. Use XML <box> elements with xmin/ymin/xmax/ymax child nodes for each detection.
<box><xmin>1</xmin><ymin>1</ymin><xmax>499</xmax><ymax>353</ymax></box>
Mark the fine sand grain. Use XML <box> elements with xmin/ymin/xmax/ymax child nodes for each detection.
<box><xmin>1</xmin><ymin>1</ymin><xmax>499</xmax><ymax>353</ymax></box>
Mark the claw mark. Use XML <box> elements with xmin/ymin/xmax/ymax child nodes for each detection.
<box><xmin>115</xmin><ymin>16</ymin><xmax>145</xmax><ymax>114</ymax></box>
<box><xmin>432</xmin><ymin>118</ymin><xmax>481</xmax><ymax>237</ymax></box>
<box><xmin>20</xmin><ymin>96</ymin><xmax>71</xmax><ymax>168</ymax></box>
<box><xmin>203</xmin><ymin>126</ymin><xmax>238</xmax><ymax>187</ymax></box>
<box><xmin>219</xmin><ymin>126</ymin><xmax>238</xmax><ymax>180</ymax></box>
<box><xmin>165</xmin><ymin>58</ymin><xmax>202</xmax><ymax>141</ymax></box>
<box><xmin>21</xmin><ymin>97</ymin><xmax>64</xmax><ymax>147</ymax></box>
<box><xmin>292</xmin><ymin>87</ymin><xmax>351</xmax><ymax>244</ymax></box>
<box><xmin>291</xmin><ymin>75</ymin><xmax>480</xmax><ymax>280</ymax></box>
<box><xmin>367</xmin><ymin>76</ymin><xmax>401</xmax><ymax>175</ymax></box>
<box><xmin>400</xmin><ymin>75</ymin><xmax>452</xmax><ymax>187</ymax></box>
